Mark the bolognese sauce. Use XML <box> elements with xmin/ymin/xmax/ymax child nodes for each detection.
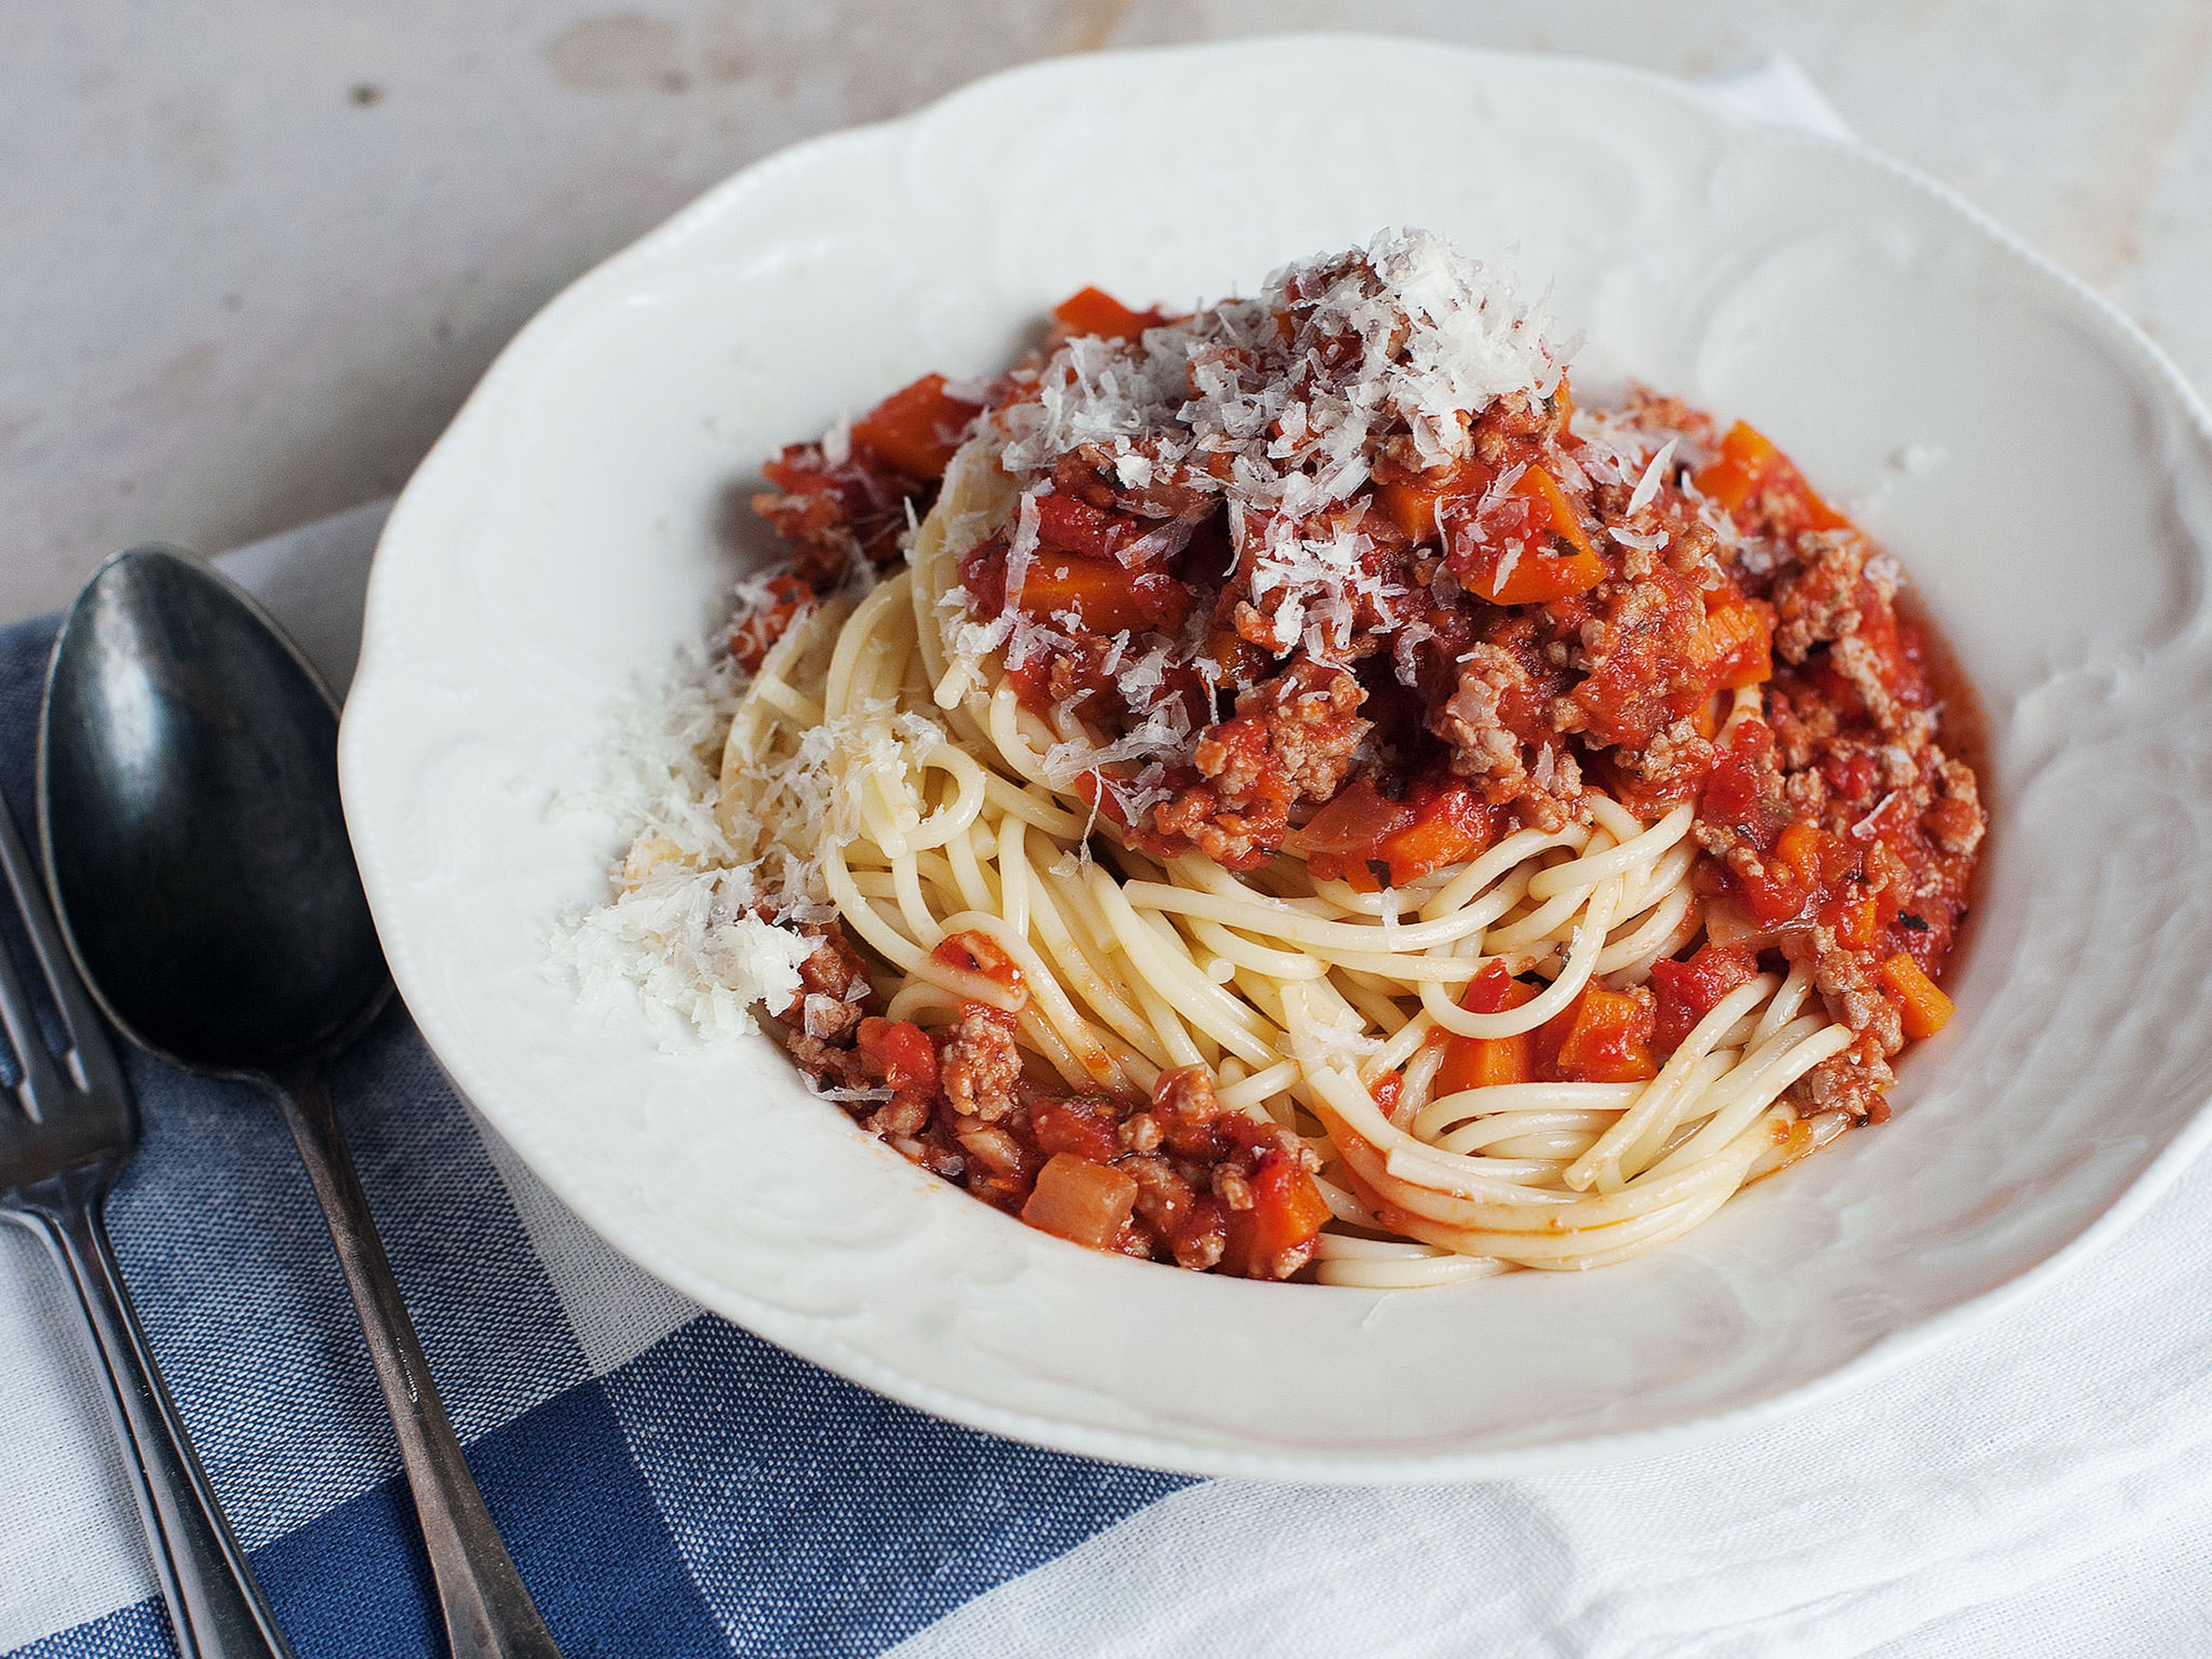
<box><xmin>714</xmin><ymin>234</ymin><xmax>1984</xmax><ymax>1280</ymax></box>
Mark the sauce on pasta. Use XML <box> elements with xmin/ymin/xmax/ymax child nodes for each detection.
<box><xmin>641</xmin><ymin>232</ymin><xmax>1986</xmax><ymax>1285</ymax></box>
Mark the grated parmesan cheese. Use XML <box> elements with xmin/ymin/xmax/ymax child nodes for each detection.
<box><xmin>967</xmin><ymin>228</ymin><xmax>1571</xmax><ymax>797</ymax></box>
<box><xmin>555</xmin><ymin>575</ymin><xmax>950</xmax><ymax>1041</ymax></box>
<box><xmin>550</xmin><ymin>648</ymin><xmax>817</xmax><ymax>1039</ymax></box>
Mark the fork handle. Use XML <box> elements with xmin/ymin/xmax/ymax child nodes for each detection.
<box><xmin>272</xmin><ymin>1067</ymin><xmax>564</xmax><ymax>1659</ymax></box>
<box><xmin>35</xmin><ymin>1192</ymin><xmax>294</xmax><ymax>1659</ymax></box>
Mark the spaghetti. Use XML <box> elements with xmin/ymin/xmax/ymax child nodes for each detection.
<box><xmin>596</xmin><ymin>231</ymin><xmax>1985</xmax><ymax>1285</ymax></box>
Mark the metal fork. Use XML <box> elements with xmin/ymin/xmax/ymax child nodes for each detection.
<box><xmin>0</xmin><ymin>781</ymin><xmax>290</xmax><ymax>1659</ymax></box>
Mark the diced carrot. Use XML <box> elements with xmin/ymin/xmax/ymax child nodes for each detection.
<box><xmin>1698</xmin><ymin>594</ymin><xmax>1775</xmax><ymax>690</ymax></box>
<box><xmin>1220</xmin><ymin>1151</ymin><xmax>1332</xmax><ymax>1279</ymax></box>
<box><xmin>1334</xmin><ymin>861</ymin><xmax>1384</xmax><ymax>894</ymax></box>
<box><xmin>1021</xmin><ymin>1153</ymin><xmax>1139</xmax><ymax>1250</ymax></box>
<box><xmin>1689</xmin><ymin>421</ymin><xmax>1777</xmax><ymax>516</ymax></box>
<box><xmin>1826</xmin><ymin>894</ymin><xmax>1880</xmax><ymax>953</ymax></box>
<box><xmin>1284</xmin><ymin>776</ymin><xmax>1416</xmax><ymax>881</ymax></box>
<box><xmin>1453</xmin><ymin>467</ymin><xmax>1609</xmax><ymax>604</ymax></box>
<box><xmin>1373</xmin><ymin>479</ymin><xmax>1452</xmax><ymax>543</ymax></box>
<box><xmin>1691</xmin><ymin>421</ymin><xmax>1848</xmax><ymax>537</ymax></box>
<box><xmin>1013</xmin><ymin>555</ymin><xmax>1192</xmax><ymax>634</ymax></box>
<box><xmin>1434</xmin><ymin>964</ymin><xmax>1538</xmax><ymax>1095</ymax></box>
<box><xmin>1371</xmin><ymin>459</ymin><xmax>1495</xmax><ymax>543</ymax></box>
<box><xmin>849</xmin><ymin>373</ymin><xmax>982</xmax><ymax>481</ymax></box>
<box><xmin>1550</xmin><ymin>984</ymin><xmax>1659</xmax><ymax>1084</ymax></box>
<box><xmin>1376</xmin><ymin>781</ymin><xmax>1493</xmax><ymax>885</ymax></box>
<box><xmin>1517</xmin><ymin>463</ymin><xmax>1600</xmax><ymax>561</ymax></box>
<box><xmin>1880</xmin><ymin>952</ymin><xmax>1955</xmax><ymax>1040</ymax></box>
<box><xmin>1465</xmin><ymin>539</ymin><xmax>1609</xmax><ymax>605</ymax></box>
<box><xmin>1051</xmin><ymin>286</ymin><xmax>1171</xmax><ymax>342</ymax></box>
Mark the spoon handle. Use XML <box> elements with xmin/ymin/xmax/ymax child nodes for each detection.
<box><xmin>25</xmin><ymin>1192</ymin><xmax>295</xmax><ymax>1659</ymax></box>
<box><xmin>272</xmin><ymin>1069</ymin><xmax>565</xmax><ymax>1659</ymax></box>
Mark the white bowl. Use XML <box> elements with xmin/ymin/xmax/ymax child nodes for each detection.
<box><xmin>339</xmin><ymin>37</ymin><xmax>2212</xmax><ymax>1479</ymax></box>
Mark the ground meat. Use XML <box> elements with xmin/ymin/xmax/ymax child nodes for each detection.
<box><xmin>1789</xmin><ymin>925</ymin><xmax>1906</xmax><ymax>1056</ymax></box>
<box><xmin>1616</xmin><ymin>715</ymin><xmax>1715</xmax><ymax>798</ymax></box>
<box><xmin>939</xmin><ymin>1003</ymin><xmax>1021</xmax><ymax>1123</ymax></box>
<box><xmin>1218</xmin><ymin>660</ymin><xmax>1369</xmax><ymax>799</ymax></box>
<box><xmin>1143</xmin><ymin>659</ymin><xmax>1369</xmax><ymax>869</ymax></box>
<box><xmin>1439</xmin><ymin>643</ymin><xmax>1534</xmax><ymax>788</ymax></box>
<box><xmin>1770</xmin><ymin>532</ymin><xmax>1876</xmax><ymax>664</ymax></box>
<box><xmin>1469</xmin><ymin>390</ymin><xmax>1558</xmax><ymax>461</ymax></box>
<box><xmin>1927</xmin><ymin>756</ymin><xmax>1985</xmax><ymax>856</ymax></box>
<box><xmin>1435</xmin><ymin>643</ymin><xmax>1584</xmax><ymax>829</ymax></box>
<box><xmin>1797</xmin><ymin>1042</ymin><xmax>1896</xmax><ymax>1122</ymax></box>
<box><xmin>791</xmin><ymin>922</ymin><xmax>872</xmax><ymax>1044</ymax></box>
<box><xmin>1150</xmin><ymin>1065</ymin><xmax>1223</xmax><ymax>1150</ymax></box>
<box><xmin>1052</xmin><ymin>442</ymin><xmax>1213</xmax><ymax>523</ymax></box>
<box><xmin>1618</xmin><ymin>386</ymin><xmax>1721</xmax><ymax>453</ymax></box>
<box><xmin>752</xmin><ymin>444</ymin><xmax>931</xmax><ymax>588</ymax></box>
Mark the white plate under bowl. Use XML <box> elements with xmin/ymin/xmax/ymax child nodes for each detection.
<box><xmin>339</xmin><ymin>37</ymin><xmax>2212</xmax><ymax>1480</ymax></box>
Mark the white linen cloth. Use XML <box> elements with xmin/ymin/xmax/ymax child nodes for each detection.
<box><xmin>5</xmin><ymin>57</ymin><xmax>2206</xmax><ymax>1658</ymax></box>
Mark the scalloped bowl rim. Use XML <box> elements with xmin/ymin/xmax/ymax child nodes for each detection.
<box><xmin>339</xmin><ymin>37</ymin><xmax>2212</xmax><ymax>1480</ymax></box>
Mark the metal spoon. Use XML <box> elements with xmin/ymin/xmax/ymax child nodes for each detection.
<box><xmin>37</xmin><ymin>546</ymin><xmax>564</xmax><ymax>1659</ymax></box>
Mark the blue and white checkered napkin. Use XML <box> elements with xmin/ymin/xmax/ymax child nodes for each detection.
<box><xmin>17</xmin><ymin>60</ymin><xmax>2212</xmax><ymax>1659</ymax></box>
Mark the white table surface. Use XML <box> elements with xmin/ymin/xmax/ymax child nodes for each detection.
<box><xmin>8</xmin><ymin>1</ymin><xmax>2212</xmax><ymax>623</ymax></box>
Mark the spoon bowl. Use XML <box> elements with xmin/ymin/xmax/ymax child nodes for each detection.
<box><xmin>39</xmin><ymin>547</ymin><xmax>563</xmax><ymax>1659</ymax></box>
<box><xmin>41</xmin><ymin>546</ymin><xmax>387</xmax><ymax>1070</ymax></box>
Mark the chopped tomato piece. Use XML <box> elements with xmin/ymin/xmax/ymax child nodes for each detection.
<box><xmin>957</xmin><ymin>536</ymin><xmax>1009</xmax><ymax>613</ymax></box>
<box><xmin>931</xmin><ymin>929</ymin><xmax>1022</xmax><ymax>992</ymax></box>
<box><xmin>849</xmin><ymin>374</ymin><xmax>983</xmax><ymax>482</ymax></box>
<box><xmin>1881</xmin><ymin>952</ymin><xmax>1955</xmax><ymax>1040</ymax></box>
<box><xmin>853</xmin><ymin>1017</ymin><xmax>937</xmax><ymax>1093</ymax></box>
<box><xmin>1051</xmin><ymin>286</ymin><xmax>1171</xmax><ymax>342</ymax></box>
<box><xmin>1284</xmin><ymin>777</ymin><xmax>1415</xmax><ymax>881</ymax></box>
<box><xmin>1700</xmin><ymin>715</ymin><xmax>1785</xmax><ymax>841</ymax></box>
<box><xmin>1649</xmin><ymin>944</ymin><xmax>1759</xmax><ymax>1052</ymax></box>
<box><xmin>1548</xmin><ymin>985</ymin><xmax>1658</xmax><ymax>1084</ymax></box>
<box><xmin>1033</xmin><ymin>491</ymin><xmax>1141</xmax><ymax>563</ymax></box>
<box><xmin>1369</xmin><ymin>1071</ymin><xmax>1403</xmax><ymax>1115</ymax></box>
<box><xmin>1459</xmin><ymin>960</ymin><xmax>1534</xmax><ymax>1016</ymax></box>
<box><xmin>727</xmin><ymin>572</ymin><xmax>816</xmax><ymax>674</ymax></box>
<box><xmin>1737</xmin><ymin>821</ymin><xmax>1865</xmax><ymax>929</ymax></box>
<box><xmin>1220</xmin><ymin>1150</ymin><xmax>1331</xmax><ymax>1279</ymax></box>
<box><xmin>1031</xmin><ymin>1099</ymin><xmax>1123</xmax><ymax>1164</ymax></box>
<box><xmin>1022</xmin><ymin>1153</ymin><xmax>1139</xmax><ymax>1250</ymax></box>
<box><xmin>1691</xmin><ymin>421</ymin><xmax>1849</xmax><ymax>538</ymax></box>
